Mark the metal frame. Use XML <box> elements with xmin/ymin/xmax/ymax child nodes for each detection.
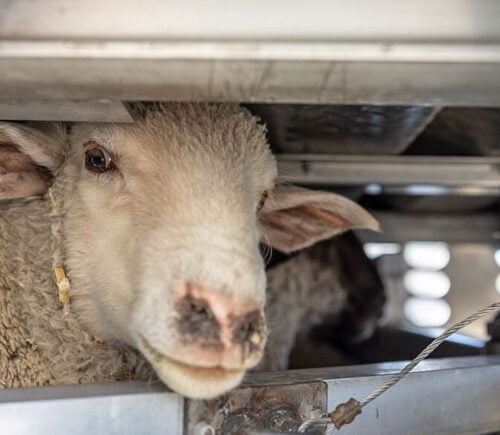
<box><xmin>1</xmin><ymin>356</ymin><xmax>498</xmax><ymax>434</ymax></box>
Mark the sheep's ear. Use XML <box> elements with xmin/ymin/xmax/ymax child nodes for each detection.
<box><xmin>259</xmin><ymin>185</ymin><xmax>379</xmax><ymax>253</ymax></box>
<box><xmin>0</xmin><ymin>122</ymin><xmax>66</xmax><ymax>200</ymax></box>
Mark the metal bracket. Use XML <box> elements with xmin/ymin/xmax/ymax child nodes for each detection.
<box><xmin>187</xmin><ymin>381</ymin><xmax>327</xmax><ymax>434</ymax></box>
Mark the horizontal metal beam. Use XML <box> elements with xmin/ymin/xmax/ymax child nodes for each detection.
<box><xmin>361</xmin><ymin>212</ymin><xmax>500</xmax><ymax>244</ymax></box>
<box><xmin>199</xmin><ymin>356</ymin><xmax>500</xmax><ymax>434</ymax></box>
<box><xmin>0</xmin><ymin>100</ymin><xmax>134</xmax><ymax>122</ymax></box>
<box><xmin>0</xmin><ymin>382</ymin><xmax>183</xmax><ymax>435</ymax></box>
<box><xmin>3</xmin><ymin>1</ymin><xmax>500</xmax><ymax>105</ymax></box>
<box><xmin>322</xmin><ymin>356</ymin><xmax>500</xmax><ymax>435</ymax></box>
<box><xmin>2</xmin><ymin>0</ymin><xmax>500</xmax><ymax>43</ymax></box>
<box><xmin>1</xmin><ymin>357</ymin><xmax>498</xmax><ymax>434</ymax></box>
<box><xmin>3</xmin><ymin>57</ymin><xmax>500</xmax><ymax>107</ymax></box>
<box><xmin>4</xmin><ymin>41</ymin><xmax>500</xmax><ymax>64</ymax></box>
<box><xmin>276</xmin><ymin>155</ymin><xmax>500</xmax><ymax>187</ymax></box>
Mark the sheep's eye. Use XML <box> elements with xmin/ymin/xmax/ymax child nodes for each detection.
<box><xmin>257</xmin><ymin>191</ymin><xmax>268</xmax><ymax>212</ymax></box>
<box><xmin>85</xmin><ymin>146</ymin><xmax>114</xmax><ymax>173</ymax></box>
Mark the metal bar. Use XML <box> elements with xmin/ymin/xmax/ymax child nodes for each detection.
<box><xmin>324</xmin><ymin>358</ymin><xmax>500</xmax><ymax>435</ymax></box>
<box><xmin>0</xmin><ymin>100</ymin><xmax>134</xmax><ymax>122</ymax></box>
<box><xmin>240</xmin><ymin>356</ymin><xmax>500</xmax><ymax>387</ymax></box>
<box><xmin>0</xmin><ymin>382</ymin><xmax>184</xmax><ymax>435</ymax></box>
<box><xmin>276</xmin><ymin>155</ymin><xmax>500</xmax><ymax>187</ymax></box>
<box><xmin>3</xmin><ymin>1</ymin><xmax>500</xmax><ymax>105</ymax></box>
<box><xmin>241</xmin><ymin>357</ymin><xmax>500</xmax><ymax>435</ymax></box>
<box><xmin>3</xmin><ymin>58</ymin><xmax>500</xmax><ymax>106</ymax></box>
<box><xmin>0</xmin><ymin>357</ymin><xmax>498</xmax><ymax>434</ymax></box>
<box><xmin>360</xmin><ymin>212</ymin><xmax>500</xmax><ymax>244</ymax></box>
<box><xmin>2</xmin><ymin>0</ymin><xmax>500</xmax><ymax>42</ymax></box>
<box><xmin>4</xmin><ymin>41</ymin><xmax>500</xmax><ymax>64</ymax></box>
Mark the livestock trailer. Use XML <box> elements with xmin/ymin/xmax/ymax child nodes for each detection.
<box><xmin>0</xmin><ymin>1</ymin><xmax>499</xmax><ymax>434</ymax></box>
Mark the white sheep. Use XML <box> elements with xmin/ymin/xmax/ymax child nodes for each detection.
<box><xmin>0</xmin><ymin>103</ymin><xmax>378</xmax><ymax>398</ymax></box>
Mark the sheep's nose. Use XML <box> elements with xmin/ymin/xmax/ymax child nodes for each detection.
<box><xmin>174</xmin><ymin>282</ymin><xmax>266</xmax><ymax>366</ymax></box>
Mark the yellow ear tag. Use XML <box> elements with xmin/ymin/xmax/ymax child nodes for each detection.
<box><xmin>54</xmin><ymin>267</ymin><xmax>71</xmax><ymax>307</ymax></box>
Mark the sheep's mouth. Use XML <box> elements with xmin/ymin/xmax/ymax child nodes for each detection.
<box><xmin>138</xmin><ymin>335</ymin><xmax>245</xmax><ymax>399</ymax></box>
<box><xmin>140</xmin><ymin>335</ymin><xmax>234</xmax><ymax>372</ymax></box>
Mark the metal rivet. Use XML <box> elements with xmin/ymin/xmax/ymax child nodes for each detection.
<box><xmin>268</xmin><ymin>407</ymin><xmax>300</xmax><ymax>432</ymax></box>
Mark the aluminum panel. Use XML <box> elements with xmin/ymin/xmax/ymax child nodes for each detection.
<box><xmin>3</xmin><ymin>1</ymin><xmax>500</xmax><ymax>105</ymax></box>
<box><xmin>0</xmin><ymin>382</ymin><xmax>184</xmax><ymax>435</ymax></box>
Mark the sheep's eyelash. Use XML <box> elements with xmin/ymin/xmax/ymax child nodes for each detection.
<box><xmin>82</xmin><ymin>141</ymin><xmax>116</xmax><ymax>159</ymax></box>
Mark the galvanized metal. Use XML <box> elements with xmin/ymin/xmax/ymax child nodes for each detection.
<box><xmin>0</xmin><ymin>100</ymin><xmax>133</xmax><ymax>122</ymax></box>
<box><xmin>217</xmin><ymin>357</ymin><xmax>500</xmax><ymax>435</ymax></box>
<box><xmin>276</xmin><ymin>154</ymin><xmax>500</xmax><ymax>187</ymax></box>
<box><xmin>0</xmin><ymin>382</ymin><xmax>184</xmax><ymax>435</ymax></box>
<box><xmin>324</xmin><ymin>357</ymin><xmax>500</xmax><ymax>435</ymax></box>
<box><xmin>3</xmin><ymin>1</ymin><xmax>500</xmax><ymax>105</ymax></box>
<box><xmin>361</xmin><ymin>212</ymin><xmax>500</xmax><ymax>244</ymax></box>
<box><xmin>0</xmin><ymin>357</ymin><xmax>497</xmax><ymax>434</ymax></box>
<box><xmin>2</xmin><ymin>0</ymin><xmax>500</xmax><ymax>42</ymax></box>
<box><xmin>3</xmin><ymin>57</ymin><xmax>500</xmax><ymax>107</ymax></box>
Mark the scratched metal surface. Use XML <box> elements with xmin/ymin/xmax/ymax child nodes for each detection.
<box><xmin>0</xmin><ymin>357</ymin><xmax>498</xmax><ymax>434</ymax></box>
<box><xmin>3</xmin><ymin>1</ymin><xmax>500</xmax><ymax>105</ymax></box>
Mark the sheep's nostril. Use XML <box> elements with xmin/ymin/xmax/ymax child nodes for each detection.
<box><xmin>231</xmin><ymin>310</ymin><xmax>266</xmax><ymax>354</ymax></box>
<box><xmin>188</xmin><ymin>297</ymin><xmax>213</xmax><ymax>320</ymax></box>
<box><xmin>175</xmin><ymin>295</ymin><xmax>221</xmax><ymax>345</ymax></box>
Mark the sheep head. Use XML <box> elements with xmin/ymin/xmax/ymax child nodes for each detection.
<box><xmin>0</xmin><ymin>103</ymin><xmax>378</xmax><ymax>399</ymax></box>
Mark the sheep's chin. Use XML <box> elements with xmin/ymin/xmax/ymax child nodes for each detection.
<box><xmin>138</xmin><ymin>336</ymin><xmax>245</xmax><ymax>399</ymax></box>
